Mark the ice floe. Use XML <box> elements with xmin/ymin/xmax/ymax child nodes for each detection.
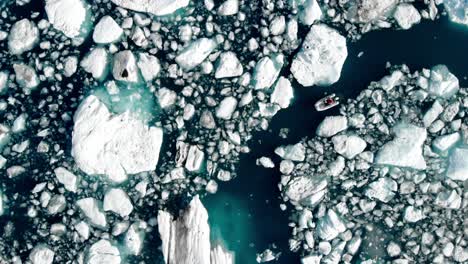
<box><xmin>111</xmin><ymin>0</ymin><xmax>190</xmax><ymax>16</ymax></box>
<box><xmin>93</xmin><ymin>16</ymin><xmax>123</xmax><ymax>44</ymax></box>
<box><xmin>45</xmin><ymin>0</ymin><xmax>88</xmax><ymax>39</ymax></box>
<box><xmin>8</xmin><ymin>19</ymin><xmax>39</xmax><ymax>55</ymax></box>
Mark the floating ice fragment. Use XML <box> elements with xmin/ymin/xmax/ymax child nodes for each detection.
<box><xmin>72</xmin><ymin>95</ymin><xmax>163</xmax><ymax>183</ymax></box>
<box><xmin>332</xmin><ymin>134</ymin><xmax>367</xmax><ymax>159</ymax></box>
<box><xmin>316</xmin><ymin>116</ymin><xmax>348</xmax><ymax>137</ymax></box>
<box><xmin>87</xmin><ymin>239</ymin><xmax>121</xmax><ymax>264</ymax></box>
<box><xmin>375</xmin><ymin>123</ymin><xmax>427</xmax><ymax>170</ymax></box>
<box><xmin>379</xmin><ymin>70</ymin><xmax>403</xmax><ymax>91</ymax></box>
<box><xmin>291</xmin><ymin>24</ymin><xmax>347</xmax><ymax>87</ymax></box>
<box><xmin>316</xmin><ymin>209</ymin><xmax>346</xmax><ymax>241</ymax></box>
<box><xmin>215</xmin><ymin>52</ymin><xmax>243</xmax><ymax>79</ymax></box>
<box><xmin>93</xmin><ymin>16</ymin><xmax>123</xmax><ymax>44</ymax></box>
<box><xmin>403</xmin><ymin>206</ymin><xmax>425</xmax><ymax>223</ymax></box>
<box><xmin>270</xmin><ymin>16</ymin><xmax>286</xmax><ymax>35</ymax></box>
<box><xmin>112</xmin><ymin>50</ymin><xmax>139</xmax><ymax>82</ymax></box>
<box><xmin>76</xmin><ymin>198</ymin><xmax>107</xmax><ymax>228</ymax></box>
<box><xmin>393</xmin><ymin>4</ymin><xmax>421</xmax><ymax>30</ymax></box>
<box><xmin>364</xmin><ymin>177</ymin><xmax>397</xmax><ymax>203</ymax></box>
<box><xmin>356</xmin><ymin>0</ymin><xmax>398</xmax><ymax>23</ymax></box>
<box><xmin>427</xmin><ymin>65</ymin><xmax>459</xmax><ymax>98</ymax></box>
<box><xmin>103</xmin><ymin>188</ymin><xmax>133</xmax><ymax>217</ymax></box>
<box><xmin>0</xmin><ymin>72</ymin><xmax>8</xmax><ymax>94</ymax></box>
<box><xmin>63</xmin><ymin>56</ymin><xmax>78</xmax><ymax>77</ymax></box>
<box><xmin>285</xmin><ymin>175</ymin><xmax>328</xmax><ymax>205</ymax></box>
<box><xmin>54</xmin><ymin>167</ymin><xmax>78</xmax><ymax>192</ymax></box>
<box><xmin>80</xmin><ymin>48</ymin><xmax>109</xmax><ymax>79</ymax></box>
<box><xmin>111</xmin><ymin>0</ymin><xmax>190</xmax><ymax>16</ymax></box>
<box><xmin>216</xmin><ymin>96</ymin><xmax>237</xmax><ymax>120</ymax></box>
<box><xmin>8</xmin><ymin>19</ymin><xmax>38</xmax><ymax>55</ymax></box>
<box><xmin>446</xmin><ymin>147</ymin><xmax>468</xmax><ymax>181</ymax></box>
<box><xmin>211</xmin><ymin>244</ymin><xmax>235</xmax><ymax>264</ymax></box>
<box><xmin>252</xmin><ymin>54</ymin><xmax>284</xmax><ymax>90</ymax></box>
<box><xmin>138</xmin><ymin>53</ymin><xmax>161</xmax><ymax>82</ymax></box>
<box><xmin>290</xmin><ymin>0</ymin><xmax>322</xmax><ymax>25</ymax></box>
<box><xmin>13</xmin><ymin>63</ymin><xmax>39</xmax><ymax>91</ymax></box>
<box><xmin>176</xmin><ymin>38</ymin><xmax>218</xmax><ymax>71</ymax></box>
<box><xmin>432</xmin><ymin>132</ymin><xmax>460</xmax><ymax>154</ymax></box>
<box><xmin>435</xmin><ymin>190</ymin><xmax>461</xmax><ymax>209</ymax></box>
<box><xmin>218</xmin><ymin>0</ymin><xmax>239</xmax><ymax>16</ymax></box>
<box><xmin>423</xmin><ymin>100</ymin><xmax>443</xmax><ymax>127</ymax></box>
<box><xmin>444</xmin><ymin>0</ymin><xmax>468</xmax><ymax>26</ymax></box>
<box><xmin>125</xmin><ymin>221</ymin><xmax>146</xmax><ymax>255</ymax></box>
<box><xmin>45</xmin><ymin>0</ymin><xmax>88</xmax><ymax>38</ymax></box>
<box><xmin>275</xmin><ymin>143</ymin><xmax>305</xmax><ymax>161</ymax></box>
<box><xmin>270</xmin><ymin>77</ymin><xmax>294</xmax><ymax>109</ymax></box>
<box><xmin>185</xmin><ymin>145</ymin><xmax>205</xmax><ymax>172</ymax></box>
<box><xmin>29</xmin><ymin>245</ymin><xmax>54</xmax><ymax>264</ymax></box>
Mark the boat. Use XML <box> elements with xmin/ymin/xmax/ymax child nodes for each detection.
<box><xmin>315</xmin><ymin>93</ymin><xmax>340</xmax><ymax>111</ymax></box>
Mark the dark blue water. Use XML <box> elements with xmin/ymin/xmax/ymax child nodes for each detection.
<box><xmin>203</xmin><ymin>17</ymin><xmax>468</xmax><ymax>264</ymax></box>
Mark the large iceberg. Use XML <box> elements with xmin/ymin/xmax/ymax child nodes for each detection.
<box><xmin>375</xmin><ymin>123</ymin><xmax>427</xmax><ymax>170</ymax></box>
<box><xmin>92</xmin><ymin>16</ymin><xmax>123</xmax><ymax>44</ymax></box>
<box><xmin>71</xmin><ymin>95</ymin><xmax>163</xmax><ymax>183</ymax></box>
<box><xmin>291</xmin><ymin>24</ymin><xmax>347</xmax><ymax>87</ymax></box>
<box><xmin>157</xmin><ymin>196</ymin><xmax>234</xmax><ymax>264</ymax></box>
<box><xmin>111</xmin><ymin>0</ymin><xmax>190</xmax><ymax>16</ymax></box>
<box><xmin>45</xmin><ymin>0</ymin><xmax>88</xmax><ymax>38</ymax></box>
<box><xmin>8</xmin><ymin>19</ymin><xmax>39</xmax><ymax>55</ymax></box>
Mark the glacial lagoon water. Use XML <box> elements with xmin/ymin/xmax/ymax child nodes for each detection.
<box><xmin>204</xmin><ymin>17</ymin><xmax>468</xmax><ymax>264</ymax></box>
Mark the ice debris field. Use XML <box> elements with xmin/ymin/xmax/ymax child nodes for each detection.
<box><xmin>0</xmin><ymin>0</ymin><xmax>466</xmax><ymax>263</ymax></box>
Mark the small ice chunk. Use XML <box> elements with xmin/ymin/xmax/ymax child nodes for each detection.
<box><xmin>403</xmin><ymin>206</ymin><xmax>425</xmax><ymax>223</ymax></box>
<box><xmin>138</xmin><ymin>53</ymin><xmax>160</xmax><ymax>82</ymax></box>
<box><xmin>76</xmin><ymin>198</ymin><xmax>107</xmax><ymax>228</ymax></box>
<box><xmin>316</xmin><ymin>209</ymin><xmax>346</xmax><ymax>241</ymax></box>
<box><xmin>29</xmin><ymin>245</ymin><xmax>54</xmax><ymax>264</ymax></box>
<box><xmin>103</xmin><ymin>188</ymin><xmax>133</xmax><ymax>217</ymax></box>
<box><xmin>291</xmin><ymin>24</ymin><xmax>347</xmax><ymax>87</ymax></box>
<box><xmin>432</xmin><ymin>132</ymin><xmax>460</xmax><ymax>154</ymax></box>
<box><xmin>270</xmin><ymin>77</ymin><xmax>294</xmax><ymax>109</ymax></box>
<box><xmin>423</xmin><ymin>100</ymin><xmax>444</xmax><ymax>127</ymax></box>
<box><xmin>111</xmin><ymin>0</ymin><xmax>190</xmax><ymax>16</ymax></box>
<box><xmin>87</xmin><ymin>240</ymin><xmax>121</xmax><ymax>264</ymax></box>
<box><xmin>7</xmin><ymin>165</ymin><xmax>26</xmax><ymax>178</ymax></box>
<box><xmin>252</xmin><ymin>54</ymin><xmax>284</xmax><ymax>90</ymax></box>
<box><xmin>72</xmin><ymin>95</ymin><xmax>163</xmax><ymax>183</ymax></box>
<box><xmin>45</xmin><ymin>0</ymin><xmax>87</xmax><ymax>38</ymax></box>
<box><xmin>112</xmin><ymin>50</ymin><xmax>139</xmax><ymax>82</ymax></box>
<box><xmin>375</xmin><ymin>123</ymin><xmax>427</xmax><ymax>170</ymax></box>
<box><xmin>379</xmin><ymin>70</ymin><xmax>403</xmax><ymax>91</ymax></box>
<box><xmin>157</xmin><ymin>88</ymin><xmax>177</xmax><ymax>109</ymax></box>
<box><xmin>80</xmin><ymin>47</ymin><xmax>109</xmax><ymax>79</ymax></box>
<box><xmin>175</xmin><ymin>38</ymin><xmax>218</xmax><ymax>71</ymax></box>
<box><xmin>332</xmin><ymin>134</ymin><xmax>367</xmax><ymax>159</ymax></box>
<box><xmin>125</xmin><ymin>221</ymin><xmax>146</xmax><ymax>255</ymax></box>
<box><xmin>427</xmin><ymin>65</ymin><xmax>459</xmax><ymax>98</ymax></box>
<box><xmin>12</xmin><ymin>114</ymin><xmax>27</xmax><ymax>133</ymax></box>
<box><xmin>275</xmin><ymin>143</ymin><xmax>305</xmax><ymax>161</ymax></box>
<box><xmin>218</xmin><ymin>0</ymin><xmax>239</xmax><ymax>16</ymax></box>
<box><xmin>93</xmin><ymin>16</ymin><xmax>123</xmax><ymax>44</ymax></box>
<box><xmin>393</xmin><ymin>4</ymin><xmax>421</xmax><ymax>30</ymax></box>
<box><xmin>0</xmin><ymin>155</ymin><xmax>6</xmax><ymax>170</ymax></box>
<box><xmin>0</xmin><ymin>72</ymin><xmax>8</xmax><ymax>94</ymax></box>
<box><xmin>215</xmin><ymin>52</ymin><xmax>243</xmax><ymax>79</ymax></box>
<box><xmin>54</xmin><ymin>167</ymin><xmax>78</xmax><ymax>192</ymax></box>
<box><xmin>185</xmin><ymin>145</ymin><xmax>204</xmax><ymax>172</ymax></box>
<box><xmin>13</xmin><ymin>63</ymin><xmax>39</xmax><ymax>90</ymax></box>
<box><xmin>216</xmin><ymin>96</ymin><xmax>237</xmax><ymax>120</ymax></box>
<box><xmin>296</xmin><ymin>0</ymin><xmax>322</xmax><ymax>25</ymax></box>
<box><xmin>316</xmin><ymin>116</ymin><xmax>348</xmax><ymax>137</ymax></box>
<box><xmin>285</xmin><ymin>175</ymin><xmax>328</xmax><ymax>204</ymax></box>
<box><xmin>270</xmin><ymin>16</ymin><xmax>286</xmax><ymax>35</ymax></box>
<box><xmin>63</xmin><ymin>56</ymin><xmax>78</xmax><ymax>77</ymax></box>
<box><xmin>75</xmin><ymin>221</ymin><xmax>90</xmax><ymax>239</ymax></box>
<box><xmin>435</xmin><ymin>190</ymin><xmax>461</xmax><ymax>209</ymax></box>
<box><xmin>446</xmin><ymin>147</ymin><xmax>468</xmax><ymax>181</ymax></box>
<box><xmin>256</xmin><ymin>157</ymin><xmax>275</xmax><ymax>168</ymax></box>
<box><xmin>8</xmin><ymin>19</ymin><xmax>39</xmax><ymax>55</ymax></box>
<box><xmin>365</xmin><ymin>177</ymin><xmax>397</xmax><ymax>203</ymax></box>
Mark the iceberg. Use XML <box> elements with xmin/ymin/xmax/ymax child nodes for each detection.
<box><xmin>444</xmin><ymin>0</ymin><xmax>468</xmax><ymax>26</ymax></box>
<box><xmin>138</xmin><ymin>53</ymin><xmax>161</xmax><ymax>82</ymax></box>
<box><xmin>393</xmin><ymin>4</ymin><xmax>421</xmax><ymax>30</ymax></box>
<box><xmin>270</xmin><ymin>77</ymin><xmax>294</xmax><ymax>109</ymax></box>
<box><xmin>356</xmin><ymin>0</ymin><xmax>398</xmax><ymax>23</ymax></box>
<box><xmin>112</xmin><ymin>50</ymin><xmax>139</xmax><ymax>82</ymax></box>
<box><xmin>71</xmin><ymin>95</ymin><xmax>163</xmax><ymax>183</ymax></box>
<box><xmin>332</xmin><ymin>134</ymin><xmax>367</xmax><ymax>159</ymax></box>
<box><xmin>316</xmin><ymin>209</ymin><xmax>346</xmax><ymax>241</ymax></box>
<box><xmin>93</xmin><ymin>16</ymin><xmax>123</xmax><ymax>44</ymax></box>
<box><xmin>13</xmin><ymin>63</ymin><xmax>39</xmax><ymax>91</ymax></box>
<box><xmin>284</xmin><ymin>175</ymin><xmax>328</xmax><ymax>204</ymax></box>
<box><xmin>45</xmin><ymin>0</ymin><xmax>88</xmax><ymax>38</ymax></box>
<box><xmin>103</xmin><ymin>188</ymin><xmax>133</xmax><ymax>217</ymax></box>
<box><xmin>80</xmin><ymin>47</ymin><xmax>109</xmax><ymax>80</ymax></box>
<box><xmin>435</xmin><ymin>190</ymin><xmax>461</xmax><ymax>209</ymax></box>
<box><xmin>175</xmin><ymin>38</ymin><xmax>218</xmax><ymax>71</ymax></box>
<box><xmin>316</xmin><ymin>116</ymin><xmax>348</xmax><ymax>137</ymax></box>
<box><xmin>291</xmin><ymin>24</ymin><xmax>347</xmax><ymax>87</ymax></box>
<box><xmin>86</xmin><ymin>240</ymin><xmax>121</xmax><ymax>264</ymax></box>
<box><xmin>29</xmin><ymin>245</ymin><xmax>54</xmax><ymax>264</ymax></box>
<box><xmin>8</xmin><ymin>19</ymin><xmax>39</xmax><ymax>55</ymax></box>
<box><xmin>427</xmin><ymin>65</ymin><xmax>459</xmax><ymax>98</ymax></box>
<box><xmin>215</xmin><ymin>52</ymin><xmax>243</xmax><ymax>79</ymax></box>
<box><xmin>375</xmin><ymin>123</ymin><xmax>427</xmax><ymax>170</ymax></box>
<box><xmin>252</xmin><ymin>54</ymin><xmax>284</xmax><ymax>90</ymax></box>
<box><xmin>446</xmin><ymin>147</ymin><xmax>468</xmax><ymax>181</ymax></box>
<box><xmin>216</xmin><ymin>96</ymin><xmax>238</xmax><ymax>120</ymax></box>
<box><xmin>364</xmin><ymin>177</ymin><xmax>397</xmax><ymax>203</ymax></box>
<box><xmin>111</xmin><ymin>0</ymin><xmax>190</xmax><ymax>16</ymax></box>
<box><xmin>54</xmin><ymin>167</ymin><xmax>79</xmax><ymax>192</ymax></box>
<box><xmin>274</xmin><ymin>143</ymin><xmax>305</xmax><ymax>161</ymax></box>
<box><xmin>158</xmin><ymin>196</ymin><xmax>234</xmax><ymax>264</ymax></box>
<box><xmin>76</xmin><ymin>198</ymin><xmax>107</xmax><ymax>228</ymax></box>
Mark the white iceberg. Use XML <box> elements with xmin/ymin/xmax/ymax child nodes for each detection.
<box><xmin>316</xmin><ymin>209</ymin><xmax>346</xmax><ymax>241</ymax></box>
<box><xmin>291</xmin><ymin>24</ymin><xmax>347</xmax><ymax>87</ymax></box>
<box><xmin>252</xmin><ymin>54</ymin><xmax>284</xmax><ymax>90</ymax></box>
<box><xmin>427</xmin><ymin>65</ymin><xmax>459</xmax><ymax>98</ymax></box>
<box><xmin>111</xmin><ymin>0</ymin><xmax>190</xmax><ymax>16</ymax></box>
<box><xmin>45</xmin><ymin>0</ymin><xmax>88</xmax><ymax>38</ymax></box>
<box><xmin>218</xmin><ymin>0</ymin><xmax>239</xmax><ymax>16</ymax></box>
<box><xmin>185</xmin><ymin>145</ymin><xmax>205</xmax><ymax>172</ymax></box>
<box><xmin>176</xmin><ymin>38</ymin><xmax>218</xmax><ymax>71</ymax></box>
<box><xmin>215</xmin><ymin>52</ymin><xmax>243</xmax><ymax>79</ymax></box>
<box><xmin>54</xmin><ymin>167</ymin><xmax>79</xmax><ymax>192</ymax></box>
<box><xmin>270</xmin><ymin>77</ymin><xmax>294</xmax><ymax>109</ymax></box>
<box><xmin>71</xmin><ymin>95</ymin><xmax>163</xmax><ymax>183</ymax></box>
<box><xmin>364</xmin><ymin>177</ymin><xmax>397</xmax><ymax>203</ymax></box>
<box><xmin>93</xmin><ymin>16</ymin><xmax>123</xmax><ymax>44</ymax></box>
<box><xmin>316</xmin><ymin>116</ymin><xmax>348</xmax><ymax>137</ymax></box>
<box><xmin>80</xmin><ymin>47</ymin><xmax>109</xmax><ymax>79</ymax></box>
<box><xmin>332</xmin><ymin>134</ymin><xmax>367</xmax><ymax>159</ymax></box>
<box><xmin>112</xmin><ymin>50</ymin><xmax>139</xmax><ymax>82</ymax></box>
<box><xmin>285</xmin><ymin>175</ymin><xmax>328</xmax><ymax>205</ymax></box>
<box><xmin>138</xmin><ymin>53</ymin><xmax>161</xmax><ymax>82</ymax></box>
<box><xmin>435</xmin><ymin>190</ymin><xmax>461</xmax><ymax>209</ymax></box>
<box><xmin>13</xmin><ymin>63</ymin><xmax>39</xmax><ymax>90</ymax></box>
<box><xmin>29</xmin><ymin>245</ymin><xmax>54</xmax><ymax>264</ymax></box>
<box><xmin>393</xmin><ymin>4</ymin><xmax>421</xmax><ymax>30</ymax></box>
<box><xmin>375</xmin><ymin>123</ymin><xmax>427</xmax><ymax>170</ymax></box>
<box><xmin>275</xmin><ymin>143</ymin><xmax>305</xmax><ymax>161</ymax></box>
<box><xmin>8</xmin><ymin>19</ymin><xmax>39</xmax><ymax>55</ymax></box>
<box><xmin>216</xmin><ymin>96</ymin><xmax>237</xmax><ymax>120</ymax></box>
<box><xmin>103</xmin><ymin>188</ymin><xmax>133</xmax><ymax>217</ymax></box>
<box><xmin>444</xmin><ymin>0</ymin><xmax>468</xmax><ymax>26</ymax></box>
<box><xmin>432</xmin><ymin>132</ymin><xmax>460</xmax><ymax>154</ymax></box>
<box><xmin>86</xmin><ymin>239</ymin><xmax>121</xmax><ymax>264</ymax></box>
<box><xmin>446</xmin><ymin>147</ymin><xmax>468</xmax><ymax>181</ymax></box>
<box><xmin>76</xmin><ymin>198</ymin><xmax>107</xmax><ymax>228</ymax></box>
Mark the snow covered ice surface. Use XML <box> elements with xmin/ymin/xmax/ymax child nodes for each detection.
<box><xmin>0</xmin><ymin>0</ymin><xmax>466</xmax><ymax>263</ymax></box>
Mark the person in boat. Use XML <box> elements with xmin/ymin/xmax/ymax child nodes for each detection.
<box><xmin>324</xmin><ymin>96</ymin><xmax>335</xmax><ymax>106</ymax></box>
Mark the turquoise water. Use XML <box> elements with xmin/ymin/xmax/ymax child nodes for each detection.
<box><xmin>204</xmin><ymin>17</ymin><xmax>468</xmax><ymax>264</ymax></box>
